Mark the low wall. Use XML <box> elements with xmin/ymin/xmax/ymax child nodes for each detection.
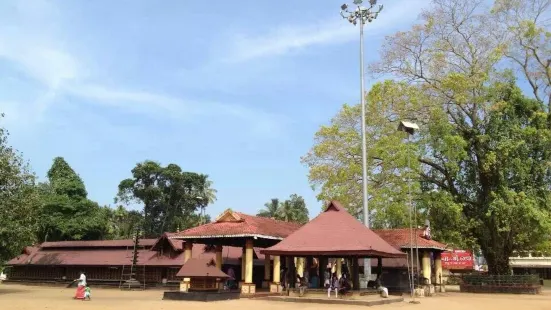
<box><xmin>460</xmin><ymin>284</ymin><xmax>540</xmax><ymax>294</ymax></box>
<box><xmin>163</xmin><ymin>291</ymin><xmax>241</xmax><ymax>302</ymax></box>
<box><xmin>459</xmin><ymin>274</ymin><xmax>542</xmax><ymax>295</ymax></box>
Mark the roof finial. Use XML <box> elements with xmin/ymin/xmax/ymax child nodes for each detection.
<box><xmin>177</xmin><ymin>225</ymin><xmax>180</xmax><ymax>233</ymax></box>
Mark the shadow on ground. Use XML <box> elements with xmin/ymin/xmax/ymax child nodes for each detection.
<box><xmin>0</xmin><ymin>287</ymin><xmax>28</xmax><ymax>295</ymax></box>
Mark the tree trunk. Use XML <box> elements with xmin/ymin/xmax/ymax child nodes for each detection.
<box><xmin>482</xmin><ymin>247</ymin><xmax>511</xmax><ymax>275</ymax></box>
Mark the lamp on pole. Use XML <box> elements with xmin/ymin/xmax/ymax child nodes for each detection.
<box><xmin>340</xmin><ymin>0</ymin><xmax>383</xmax><ymax>284</ymax></box>
<box><xmin>398</xmin><ymin>121</ymin><xmax>420</xmax><ymax>303</ymax></box>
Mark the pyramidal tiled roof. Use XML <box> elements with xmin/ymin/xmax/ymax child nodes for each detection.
<box><xmin>262</xmin><ymin>201</ymin><xmax>406</xmax><ymax>258</ymax></box>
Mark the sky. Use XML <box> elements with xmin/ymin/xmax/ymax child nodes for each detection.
<box><xmin>0</xmin><ymin>0</ymin><xmax>433</xmax><ymax>219</ymax></box>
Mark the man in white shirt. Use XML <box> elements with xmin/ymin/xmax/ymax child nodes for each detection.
<box><xmin>77</xmin><ymin>272</ymin><xmax>87</xmax><ymax>286</ymax></box>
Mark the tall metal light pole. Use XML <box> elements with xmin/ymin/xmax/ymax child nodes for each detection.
<box><xmin>398</xmin><ymin>121</ymin><xmax>420</xmax><ymax>303</ymax></box>
<box><xmin>340</xmin><ymin>0</ymin><xmax>383</xmax><ymax>283</ymax></box>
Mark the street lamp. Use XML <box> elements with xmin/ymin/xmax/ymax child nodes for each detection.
<box><xmin>340</xmin><ymin>0</ymin><xmax>384</xmax><ymax>284</ymax></box>
<box><xmin>398</xmin><ymin>121</ymin><xmax>420</xmax><ymax>303</ymax></box>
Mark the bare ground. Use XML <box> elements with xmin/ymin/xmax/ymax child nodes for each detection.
<box><xmin>1</xmin><ymin>284</ymin><xmax>550</xmax><ymax>310</ymax></box>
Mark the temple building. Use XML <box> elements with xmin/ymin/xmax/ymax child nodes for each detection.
<box><xmin>5</xmin><ymin>234</ymin><xmax>267</xmax><ymax>287</ymax></box>
<box><xmin>6</xmin><ymin>201</ymin><xmax>452</xmax><ymax>294</ymax></box>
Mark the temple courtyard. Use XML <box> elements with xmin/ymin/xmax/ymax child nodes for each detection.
<box><xmin>1</xmin><ymin>285</ymin><xmax>550</xmax><ymax>310</ymax></box>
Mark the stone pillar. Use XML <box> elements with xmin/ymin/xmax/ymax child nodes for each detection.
<box><xmin>434</xmin><ymin>252</ymin><xmax>444</xmax><ymax>292</ymax></box>
<box><xmin>241</xmin><ymin>249</ymin><xmax>246</xmax><ymax>281</ymax></box>
<box><xmin>289</xmin><ymin>256</ymin><xmax>296</xmax><ymax>288</ymax></box>
<box><xmin>352</xmin><ymin>257</ymin><xmax>360</xmax><ymax>290</ymax></box>
<box><xmin>215</xmin><ymin>245</ymin><xmax>223</xmax><ymax>269</ymax></box>
<box><xmin>376</xmin><ymin>257</ymin><xmax>382</xmax><ymax>278</ymax></box>
<box><xmin>318</xmin><ymin>257</ymin><xmax>326</xmax><ymax>288</ymax></box>
<box><xmin>262</xmin><ymin>254</ymin><xmax>271</xmax><ymax>288</ymax></box>
<box><xmin>297</xmin><ymin>257</ymin><xmax>304</xmax><ymax>277</ymax></box>
<box><xmin>270</xmin><ymin>255</ymin><xmax>282</xmax><ymax>293</ymax></box>
<box><xmin>183</xmin><ymin>242</ymin><xmax>193</xmax><ymax>262</ymax></box>
<box><xmin>180</xmin><ymin>242</ymin><xmax>193</xmax><ymax>292</ymax></box>
<box><xmin>422</xmin><ymin>251</ymin><xmax>431</xmax><ymax>284</ymax></box>
<box><xmin>336</xmin><ymin>258</ymin><xmax>342</xmax><ymax>278</ymax></box>
<box><xmin>241</xmin><ymin>239</ymin><xmax>255</xmax><ymax>294</ymax></box>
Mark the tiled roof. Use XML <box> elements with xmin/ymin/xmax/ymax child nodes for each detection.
<box><xmin>7</xmin><ymin>238</ymin><xmax>266</xmax><ymax>267</ymax></box>
<box><xmin>176</xmin><ymin>258</ymin><xmax>229</xmax><ymax>278</ymax></box>
<box><xmin>262</xmin><ymin>201</ymin><xmax>406</xmax><ymax>258</ymax></box>
<box><xmin>7</xmin><ymin>249</ymin><xmax>155</xmax><ymax>266</ymax></box>
<box><xmin>373</xmin><ymin>228</ymin><xmax>447</xmax><ymax>251</ymax></box>
<box><xmin>171</xmin><ymin>210</ymin><xmax>302</xmax><ymax>240</ymax></box>
<box><xmin>40</xmin><ymin>239</ymin><xmax>158</xmax><ymax>249</ymax></box>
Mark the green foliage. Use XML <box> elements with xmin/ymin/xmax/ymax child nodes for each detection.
<box><xmin>305</xmin><ymin>0</ymin><xmax>551</xmax><ymax>274</ymax></box>
<box><xmin>256</xmin><ymin>194</ymin><xmax>309</xmax><ymax>224</ymax></box>
<box><xmin>36</xmin><ymin>157</ymin><xmax>111</xmax><ymax>242</ymax></box>
<box><xmin>257</xmin><ymin>198</ymin><xmax>281</xmax><ymax>218</ymax></box>
<box><xmin>104</xmin><ymin>205</ymin><xmax>144</xmax><ymax>240</ymax></box>
<box><xmin>116</xmin><ymin>160</ymin><xmax>216</xmax><ymax>236</ymax></box>
<box><xmin>302</xmin><ymin>81</ymin><xmax>426</xmax><ymax>228</ymax></box>
<box><xmin>47</xmin><ymin>157</ymin><xmax>87</xmax><ymax>200</ymax></box>
<box><xmin>0</xmin><ymin>114</ymin><xmax>39</xmax><ymax>263</ymax></box>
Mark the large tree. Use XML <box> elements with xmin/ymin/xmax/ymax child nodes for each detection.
<box><xmin>36</xmin><ymin>157</ymin><xmax>111</xmax><ymax>242</ymax></box>
<box><xmin>116</xmin><ymin>160</ymin><xmax>216</xmax><ymax>236</ymax></box>
<box><xmin>304</xmin><ymin>0</ymin><xmax>551</xmax><ymax>274</ymax></box>
<box><xmin>0</xmin><ymin>114</ymin><xmax>40</xmax><ymax>263</ymax></box>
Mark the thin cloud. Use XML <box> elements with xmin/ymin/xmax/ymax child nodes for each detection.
<box><xmin>0</xmin><ymin>0</ymin><xmax>287</xmax><ymax>139</ymax></box>
<box><xmin>222</xmin><ymin>0</ymin><xmax>429</xmax><ymax>63</ymax></box>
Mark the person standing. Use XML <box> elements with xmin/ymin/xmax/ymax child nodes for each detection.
<box><xmin>73</xmin><ymin>271</ymin><xmax>87</xmax><ymax>300</ymax></box>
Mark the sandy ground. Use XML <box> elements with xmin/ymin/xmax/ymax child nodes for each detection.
<box><xmin>1</xmin><ymin>284</ymin><xmax>550</xmax><ymax>310</ymax></box>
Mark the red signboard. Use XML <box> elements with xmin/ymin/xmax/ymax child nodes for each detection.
<box><xmin>441</xmin><ymin>250</ymin><xmax>474</xmax><ymax>270</ymax></box>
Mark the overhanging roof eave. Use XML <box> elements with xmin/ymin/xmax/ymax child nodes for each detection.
<box><xmin>169</xmin><ymin>234</ymin><xmax>283</xmax><ymax>241</ymax></box>
<box><xmin>261</xmin><ymin>249</ymin><xmax>407</xmax><ymax>258</ymax></box>
<box><xmin>400</xmin><ymin>245</ymin><xmax>447</xmax><ymax>251</ymax></box>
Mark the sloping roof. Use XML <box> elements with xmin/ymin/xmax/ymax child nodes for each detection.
<box><xmin>262</xmin><ymin>201</ymin><xmax>406</xmax><ymax>257</ymax></box>
<box><xmin>170</xmin><ymin>209</ymin><xmax>302</xmax><ymax>241</ymax></box>
<box><xmin>7</xmin><ymin>239</ymin><xmax>266</xmax><ymax>267</ymax></box>
<box><xmin>7</xmin><ymin>249</ymin><xmax>156</xmax><ymax>266</ymax></box>
<box><xmin>151</xmin><ymin>233</ymin><xmax>184</xmax><ymax>252</ymax></box>
<box><xmin>176</xmin><ymin>258</ymin><xmax>229</xmax><ymax>278</ymax></box>
<box><xmin>373</xmin><ymin>229</ymin><xmax>447</xmax><ymax>251</ymax></box>
<box><xmin>40</xmin><ymin>239</ymin><xmax>158</xmax><ymax>249</ymax></box>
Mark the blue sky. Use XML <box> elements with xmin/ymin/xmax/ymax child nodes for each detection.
<box><xmin>0</xmin><ymin>0</ymin><xmax>432</xmax><ymax>219</ymax></box>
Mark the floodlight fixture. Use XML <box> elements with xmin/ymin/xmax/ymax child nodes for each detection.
<box><xmin>398</xmin><ymin>121</ymin><xmax>419</xmax><ymax>135</ymax></box>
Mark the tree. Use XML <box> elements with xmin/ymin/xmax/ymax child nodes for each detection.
<box><xmin>280</xmin><ymin>194</ymin><xmax>309</xmax><ymax>224</ymax></box>
<box><xmin>301</xmin><ymin>81</ymin><xmax>424</xmax><ymax>228</ymax></box>
<box><xmin>0</xmin><ymin>113</ymin><xmax>40</xmax><ymax>263</ymax></box>
<box><xmin>106</xmin><ymin>205</ymin><xmax>144</xmax><ymax>239</ymax></box>
<box><xmin>36</xmin><ymin>157</ymin><xmax>111</xmax><ymax>242</ymax></box>
<box><xmin>492</xmin><ymin>0</ymin><xmax>551</xmax><ymax>108</ymax></box>
<box><xmin>304</xmin><ymin>0</ymin><xmax>551</xmax><ymax>274</ymax></box>
<box><xmin>257</xmin><ymin>198</ymin><xmax>281</xmax><ymax>218</ymax></box>
<box><xmin>257</xmin><ymin>195</ymin><xmax>309</xmax><ymax>224</ymax></box>
<box><xmin>116</xmin><ymin>160</ymin><xmax>216</xmax><ymax>236</ymax></box>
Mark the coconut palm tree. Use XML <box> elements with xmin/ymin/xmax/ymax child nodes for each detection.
<box><xmin>257</xmin><ymin>198</ymin><xmax>281</xmax><ymax>219</ymax></box>
<box><xmin>280</xmin><ymin>194</ymin><xmax>309</xmax><ymax>224</ymax></box>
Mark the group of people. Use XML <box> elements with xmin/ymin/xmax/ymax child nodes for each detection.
<box><xmin>324</xmin><ymin>271</ymin><xmax>352</xmax><ymax>298</ymax></box>
<box><xmin>73</xmin><ymin>271</ymin><xmax>91</xmax><ymax>301</ymax></box>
